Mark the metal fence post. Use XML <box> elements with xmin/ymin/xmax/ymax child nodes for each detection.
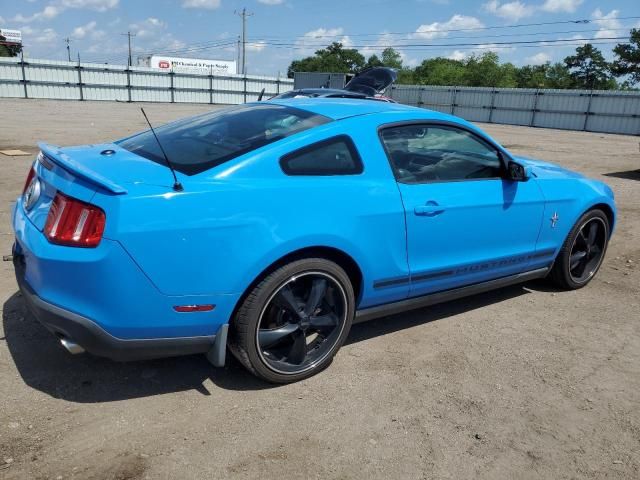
<box><xmin>450</xmin><ymin>86</ymin><xmax>458</xmax><ymax>115</ymax></box>
<box><xmin>488</xmin><ymin>88</ymin><xmax>496</xmax><ymax>123</ymax></box>
<box><xmin>209</xmin><ymin>66</ymin><xmax>213</xmax><ymax>104</ymax></box>
<box><xmin>126</xmin><ymin>67</ymin><xmax>132</xmax><ymax>102</ymax></box>
<box><xmin>583</xmin><ymin>90</ymin><xmax>594</xmax><ymax>132</ymax></box>
<box><xmin>243</xmin><ymin>75</ymin><xmax>247</xmax><ymax>103</ymax></box>
<box><xmin>276</xmin><ymin>76</ymin><xmax>280</xmax><ymax>95</ymax></box>
<box><xmin>530</xmin><ymin>89</ymin><xmax>540</xmax><ymax>127</ymax></box>
<box><xmin>20</xmin><ymin>52</ymin><xmax>28</xmax><ymax>99</ymax></box>
<box><xmin>77</xmin><ymin>54</ymin><xmax>84</xmax><ymax>101</ymax></box>
<box><xmin>170</xmin><ymin>71</ymin><xmax>175</xmax><ymax>103</ymax></box>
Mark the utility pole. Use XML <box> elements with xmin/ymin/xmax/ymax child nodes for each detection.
<box><xmin>121</xmin><ymin>31</ymin><xmax>136</xmax><ymax>67</ymax></box>
<box><xmin>64</xmin><ymin>37</ymin><xmax>71</xmax><ymax>62</ymax></box>
<box><xmin>236</xmin><ymin>35</ymin><xmax>241</xmax><ymax>74</ymax></box>
<box><xmin>234</xmin><ymin>8</ymin><xmax>253</xmax><ymax>75</ymax></box>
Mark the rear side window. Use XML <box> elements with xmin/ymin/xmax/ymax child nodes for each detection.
<box><xmin>280</xmin><ymin>135</ymin><xmax>363</xmax><ymax>176</ymax></box>
<box><xmin>117</xmin><ymin>104</ymin><xmax>330</xmax><ymax>175</ymax></box>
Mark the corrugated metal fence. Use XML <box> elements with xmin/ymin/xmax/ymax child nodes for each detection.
<box><xmin>0</xmin><ymin>57</ymin><xmax>293</xmax><ymax>104</ymax></box>
<box><xmin>388</xmin><ymin>84</ymin><xmax>640</xmax><ymax>135</ymax></box>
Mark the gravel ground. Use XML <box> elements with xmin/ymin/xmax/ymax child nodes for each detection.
<box><xmin>0</xmin><ymin>99</ymin><xmax>639</xmax><ymax>480</ymax></box>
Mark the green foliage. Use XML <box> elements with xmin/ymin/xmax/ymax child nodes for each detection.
<box><xmin>287</xmin><ymin>42</ymin><xmax>365</xmax><ymax>78</ymax></box>
<box><xmin>286</xmin><ymin>38</ymin><xmax>635</xmax><ymax>90</ymax></box>
<box><xmin>612</xmin><ymin>28</ymin><xmax>640</xmax><ymax>86</ymax></box>
<box><xmin>0</xmin><ymin>35</ymin><xmax>22</xmax><ymax>58</ymax></box>
<box><xmin>563</xmin><ymin>44</ymin><xmax>613</xmax><ymax>89</ymax></box>
<box><xmin>381</xmin><ymin>47</ymin><xmax>403</xmax><ymax>69</ymax></box>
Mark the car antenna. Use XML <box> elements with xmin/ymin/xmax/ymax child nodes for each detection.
<box><xmin>257</xmin><ymin>87</ymin><xmax>265</xmax><ymax>101</ymax></box>
<box><xmin>140</xmin><ymin>107</ymin><xmax>183</xmax><ymax>192</ymax></box>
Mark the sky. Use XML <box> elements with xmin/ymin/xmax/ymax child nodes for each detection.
<box><xmin>1</xmin><ymin>0</ymin><xmax>639</xmax><ymax>76</ymax></box>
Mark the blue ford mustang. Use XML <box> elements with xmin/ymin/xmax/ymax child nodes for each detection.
<box><xmin>12</xmin><ymin>98</ymin><xmax>615</xmax><ymax>383</ymax></box>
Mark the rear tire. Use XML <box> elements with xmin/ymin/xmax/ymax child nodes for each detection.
<box><xmin>229</xmin><ymin>258</ymin><xmax>355</xmax><ymax>383</ymax></box>
<box><xmin>549</xmin><ymin>208</ymin><xmax>610</xmax><ymax>290</ymax></box>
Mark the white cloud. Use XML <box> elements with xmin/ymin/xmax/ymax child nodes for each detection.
<box><xmin>60</xmin><ymin>0</ymin><xmax>119</xmax><ymax>11</ymax></box>
<box><xmin>12</xmin><ymin>0</ymin><xmax>117</xmax><ymax>23</ymax></box>
<box><xmin>12</xmin><ymin>6</ymin><xmax>61</xmax><ymax>23</ymax></box>
<box><xmin>414</xmin><ymin>15</ymin><xmax>484</xmax><ymax>40</ymax></box>
<box><xmin>70</xmin><ymin>20</ymin><xmax>105</xmax><ymax>40</ymax></box>
<box><xmin>592</xmin><ymin>9</ymin><xmax>622</xmax><ymax>39</ymax></box>
<box><xmin>182</xmin><ymin>0</ymin><xmax>221</xmax><ymax>9</ymax></box>
<box><xmin>288</xmin><ymin>27</ymin><xmax>353</xmax><ymax>58</ymax></box>
<box><xmin>246</xmin><ymin>40</ymin><xmax>267</xmax><ymax>51</ymax></box>
<box><xmin>0</xmin><ymin>16</ymin><xmax>5</xmax><ymax>25</ymax></box>
<box><xmin>541</xmin><ymin>0</ymin><xmax>583</xmax><ymax>13</ymax></box>
<box><xmin>258</xmin><ymin>0</ymin><xmax>284</xmax><ymax>4</ymax></box>
<box><xmin>22</xmin><ymin>26</ymin><xmax>58</xmax><ymax>44</ymax></box>
<box><xmin>448</xmin><ymin>50</ymin><xmax>466</xmax><ymax>60</ymax></box>
<box><xmin>483</xmin><ymin>1</ymin><xmax>535</xmax><ymax>21</ymax></box>
<box><xmin>526</xmin><ymin>52</ymin><xmax>551</xmax><ymax>64</ymax></box>
<box><xmin>129</xmin><ymin>17</ymin><xmax>167</xmax><ymax>38</ymax></box>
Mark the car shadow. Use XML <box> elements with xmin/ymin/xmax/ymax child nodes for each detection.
<box><xmin>604</xmin><ymin>169</ymin><xmax>640</xmax><ymax>181</ymax></box>
<box><xmin>4</xmin><ymin>284</ymin><xmax>533</xmax><ymax>402</ymax></box>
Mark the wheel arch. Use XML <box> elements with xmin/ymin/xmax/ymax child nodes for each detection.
<box><xmin>588</xmin><ymin>202</ymin><xmax>615</xmax><ymax>235</ymax></box>
<box><xmin>227</xmin><ymin>245</ymin><xmax>364</xmax><ymax>331</ymax></box>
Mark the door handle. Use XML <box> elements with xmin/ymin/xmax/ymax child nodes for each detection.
<box><xmin>414</xmin><ymin>201</ymin><xmax>445</xmax><ymax>217</ymax></box>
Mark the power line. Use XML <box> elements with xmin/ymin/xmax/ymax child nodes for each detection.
<box><xmin>246</xmin><ymin>15</ymin><xmax>640</xmax><ymax>40</ymax></box>
<box><xmin>243</xmin><ymin>35</ymin><xmax>629</xmax><ymax>50</ymax></box>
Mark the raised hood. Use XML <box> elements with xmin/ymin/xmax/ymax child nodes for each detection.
<box><xmin>344</xmin><ymin>67</ymin><xmax>398</xmax><ymax>97</ymax></box>
<box><xmin>39</xmin><ymin>142</ymin><xmax>180</xmax><ymax>193</ymax></box>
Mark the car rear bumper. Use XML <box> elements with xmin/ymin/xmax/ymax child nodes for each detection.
<box><xmin>13</xmin><ymin>248</ymin><xmax>228</xmax><ymax>363</ymax></box>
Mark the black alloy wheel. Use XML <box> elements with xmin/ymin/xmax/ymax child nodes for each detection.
<box><xmin>230</xmin><ymin>258</ymin><xmax>355</xmax><ymax>383</ymax></box>
<box><xmin>568</xmin><ymin>217</ymin><xmax>607</xmax><ymax>284</ymax></box>
<box><xmin>549</xmin><ymin>208</ymin><xmax>610</xmax><ymax>289</ymax></box>
<box><xmin>256</xmin><ymin>271</ymin><xmax>347</xmax><ymax>375</ymax></box>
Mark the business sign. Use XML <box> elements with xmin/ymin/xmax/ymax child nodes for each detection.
<box><xmin>0</xmin><ymin>29</ymin><xmax>22</xmax><ymax>45</ymax></box>
<box><xmin>150</xmin><ymin>56</ymin><xmax>237</xmax><ymax>75</ymax></box>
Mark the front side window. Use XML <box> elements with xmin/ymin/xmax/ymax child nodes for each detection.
<box><xmin>379</xmin><ymin>124</ymin><xmax>503</xmax><ymax>183</ymax></box>
<box><xmin>117</xmin><ymin>104</ymin><xmax>331</xmax><ymax>175</ymax></box>
<box><xmin>280</xmin><ymin>135</ymin><xmax>363</xmax><ymax>176</ymax></box>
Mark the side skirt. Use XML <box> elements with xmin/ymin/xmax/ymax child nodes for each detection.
<box><xmin>354</xmin><ymin>267</ymin><xmax>550</xmax><ymax>324</ymax></box>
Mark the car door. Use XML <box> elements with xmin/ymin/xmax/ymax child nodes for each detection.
<box><xmin>379</xmin><ymin>122</ymin><xmax>546</xmax><ymax>298</ymax></box>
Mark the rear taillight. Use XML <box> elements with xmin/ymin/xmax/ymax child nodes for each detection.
<box><xmin>22</xmin><ymin>166</ymin><xmax>36</xmax><ymax>195</ymax></box>
<box><xmin>44</xmin><ymin>192</ymin><xmax>106</xmax><ymax>248</ymax></box>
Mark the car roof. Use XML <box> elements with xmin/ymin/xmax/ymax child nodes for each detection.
<box><xmin>264</xmin><ymin>97</ymin><xmax>444</xmax><ymax>121</ymax></box>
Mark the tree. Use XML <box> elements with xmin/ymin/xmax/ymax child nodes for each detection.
<box><xmin>381</xmin><ymin>47</ymin><xmax>403</xmax><ymax>69</ymax></box>
<box><xmin>287</xmin><ymin>42</ymin><xmax>365</xmax><ymax>78</ymax></box>
<box><xmin>564</xmin><ymin>44</ymin><xmax>614</xmax><ymax>89</ymax></box>
<box><xmin>413</xmin><ymin>57</ymin><xmax>466</xmax><ymax>85</ymax></box>
<box><xmin>464</xmin><ymin>52</ymin><xmax>517</xmax><ymax>87</ymax></box>
<box><xmin>545</xmin><ymin>62</ymin><xmax>576</xmax><ymax>89</ymax></box>
<box><xmin>612</xmin><ymin>28</ymin><xmax>640</xmax><ymax>86</ymax></box>
<box><xmin>0</xmin><ymin>35</ymin><xmax>22</xmax><ymax>57</ymax></box>
<box><xmin>515</xmin><ymin>64</ymin><xmax>549</xmax><ymax>88</ymax></box>
<box><xmin>364</xmin><ymin>54</ymin><xmax>383</xmax><ymax>69</ymax></box>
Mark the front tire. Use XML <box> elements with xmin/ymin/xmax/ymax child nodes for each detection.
<box><xmin>549</xmin><ymin>208</ymin><xmax>610</xmax><ymax>290</ymax></box>
<box><xmin>229</xmin><ymin>258</ymin><xmax>355</xmax><ymax>383</ymax></box>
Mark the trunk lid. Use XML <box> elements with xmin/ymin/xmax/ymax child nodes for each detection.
<box><xmin>39</xmin><ymin>142</ymin><xmax>179</xmax><ymax>192</ymax></box>
<box><xmin>344</xmin><ymin>67</ymin><xmax>398</xmax><ymax>97</ymax></box>
<box><xmin>24</xmin><ymin>142</ymin><xmax>177</xmax><ymax>231</ymax></box>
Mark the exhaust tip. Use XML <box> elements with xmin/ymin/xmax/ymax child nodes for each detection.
<box><xmin>59</xmin><ymin>337</ymin><xmax>85</xmax><ymax>355</ymax></box>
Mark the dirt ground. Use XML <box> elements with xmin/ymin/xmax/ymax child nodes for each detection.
<box><xmin>0</xmin><ymin>98</ymin><xmax>638</xmax><ymax>480</ymax></box>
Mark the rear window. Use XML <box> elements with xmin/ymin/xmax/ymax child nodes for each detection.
<box><xmin>117</xmin><ymin>104</ymin><xmax>331</xmax><ymax>175</ymax></box>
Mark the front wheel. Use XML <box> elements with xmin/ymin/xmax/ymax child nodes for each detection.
<box><xmin>549</xmin><ymin>208</ymin><xmax>610</xmax><ymax>289</ymax></box>
<box><xmin>229</xmin><ymin>258</ymin><xmax>355</xmax><ymax>383</ymax></box>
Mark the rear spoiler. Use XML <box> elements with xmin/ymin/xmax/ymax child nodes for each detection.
<box><xmin>38</xmin><ymin>142</ymin><xmax>128</xmax><ymax>195</ymax></box>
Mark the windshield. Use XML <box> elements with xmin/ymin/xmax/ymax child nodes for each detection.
<box><xmin>117</xmin><ymin>104</ymin><xmax>331</xmax><ymax>175</ymax></box>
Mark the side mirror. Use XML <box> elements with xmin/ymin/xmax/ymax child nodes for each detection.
<box><xmin>508</xmin><ymin>161</ymin><xmax>530</xmax><ymax>181</ymax></box>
